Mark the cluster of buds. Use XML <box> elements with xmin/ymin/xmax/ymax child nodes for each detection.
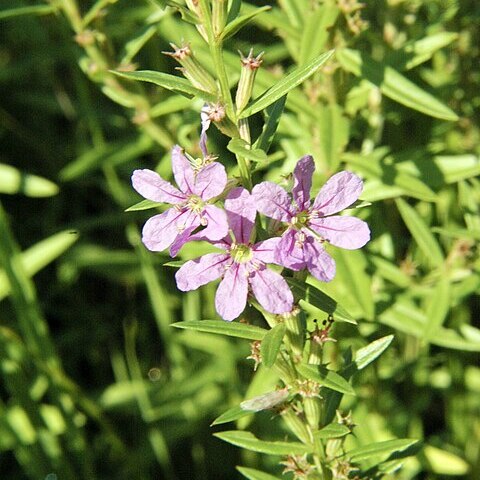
<box><xmin>281</xmin><ymin>454</ymin><xmax>314</xmax><ymax>480</ymax></box>
<box><xmin>247</xmin><ymin>340</ymin><xmax>262</xmax><ymax>371</ymax></box>
<box><xmin>337</xmin><ymin>0</ymin><xmax>369</xmax><ymax>35</ymax></box>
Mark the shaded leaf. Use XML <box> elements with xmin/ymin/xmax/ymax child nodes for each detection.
<box><xmin>297</xmin><ymin>364</ymin><xmax>355</xmax><ymax>395</ymax></box>
<box><xmin>172</xmin><ymin>320</ymin><xmax>267</xmax><ymax>340</ymax></box>
<box><xmin>315</xmin><ymin>423</ymin><xmax>351</xmax><ymax>440</ymax></box>
<box><xmin>260</xmin><ymin>324</ymin><xmax>286</xmax><ymax>368</ymax></box>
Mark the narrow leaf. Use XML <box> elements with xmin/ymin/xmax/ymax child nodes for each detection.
<box><xmin>172</xmin><ymin>320</ymin><xmax>267</xmax><ymax>340</ymax></box>
<box><xmin>221</xmin><ymin>6</ymin><xmax>271</xmax><ymax>41</ymax></box>
<box><xmin>297</xmin><ymin>365</ymin><xmax>355</xmax><ymax>395</ymax></box>
<box><xmin>239</xmin><ymin>50</ymin><xmax>334</xmax><ymax>118</ymax></box>
<box><xmin>396</xmin><ymin>198</ymin><xmax>444</xmax><ymax>268</ymax></box>
<box><xmin>355</xmin><ymin>335</ymin><xmax>394</xmax><ymax>370</ymax></box>
<box><xmin>337</xmin><ymin>48</ymin><xmax>458</xmax><ymax>121</ymax></box>
<box><xmin>237</xmin><ymin>466</ymin><xmax>281</xmax><ymax>480</ymax></box>
<box><xmin>0</xmin><ymin>164</ymin><xmax>58</xmax><ymax>197</ymax></box>
<box><xmin>111</xmin><ymin>70</ymin><xmax>217</xmax><ymax>101</ymax></box>
<box><xmin>227</xmin><ymin>138</ymin><xmax>268</xmax><ymax>163</ymax></box>
<box><xmin>125</xmin><ymin>199</ymin><xmax>163</xmax><ymax>212</ymax></box>
<box><xmin>214</xmin><ymin>430</ymin><xmax>312</xmax><ymax>455</ymax></box>
<box><xmin>254</xmin><ymin>95</ymin><xmax>287</xmax><ymax>153</ymax></box>
<box><xmin>423</xmin><ymin>276</ymin><xmax>450</xmax><ymax>340</ymax></box>
<box><xmin>212</xmin><ymin>405</ymin><xmax>252</xmax><ymax>426</ymax></box>
<box><xmin>347</xmin><ymin>438</ymin><xmax>419</xmax><ymax>463</ymax></box>
<box><xmin>0</xmin><ymin>5</ymin><xmax>56</xmax><ymax>20</ymax></box>
<box><xmin>260</xmin><ymin>324</ymin><xmax>286</xmax><ymax>368</ymax></box>
<box><xmin>287</xmin><ymin>278</ymin><xmax>356</xmax><ymax>324</ymax></box>
<box><xmin>315</xmin><ymin>423</ymin><xmax>351</xmax><ymax>440</ymax></box>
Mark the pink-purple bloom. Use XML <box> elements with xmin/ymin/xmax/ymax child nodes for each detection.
<box><xmin>175</xmin><ymin>187</ymin><xmax>294</xmax><ymax>321</ymax></box>
<box><xmin>132</xmin><ymin>145</ymin><xmax>229</xmax><ymax>256</ymax></box>
<box><xmin>252</xmin><ymin>156</ymin><xmax>370</xmax><ymax>282</ymax></box>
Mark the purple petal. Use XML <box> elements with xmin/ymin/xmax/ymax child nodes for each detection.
<box><xmin>132</xmin><ymin>169</ymin><xmax>186</xmax><ymax>204</ymax></box>
<box><xmin>215</xmin><ymin>263</ymin><xmax>249</xmax><ymax>321</ymax></box>
<box><xmin>175</xmin><ymin>253</ymin><xmax>229</xmax><ymax>291</ymax></box>
<box><xmin>292</xmin><ymin>155</ymin><xmax>314</xmax><ymax>211</ymax></box>
<box><xmin>309</xmin><ymin>216</ymin><xmax>370</xmax><ymax>249</ymax></box>
<box><xmin>198</xmin><ymin>205</ymin><xmax>229</xmax><ymax>241</ymax></box>
<box><xmin>193</xmin><ymin>162</ymin><xmax>227</xmax><ymax>200</ymax></box>
<box><xmin>252</xmin><ymin>182</ymin><xmax>292</xmax><ymax>222</ymax></box>
<box><xmin>169</xmin><ymin>224</ymin><xmax>199</xmax><ymax>257</ymax></box>
<box><xmin>249</xmin><ymin>266</ymin><xmax>293</xmax><ymax>314</ymax></box>
<box><xmin>171</xmin><ymin>145</ymin><xmax>195</xmax><ymax>195</ymax></box>
<box><xmin>303</xmin><ymin>239</ymin><xmax>336</xmax><ymax>282</ymax></box>
<box><xmin>252</xmin><ymin>237</ymin><xmax>282</xmax><ymax>264</ymax></box>
<box><xmin>200</xmin><ymin>105</ymin><xmax>210</xmax><ymax>157</ymax></box>
<box><xmin>313</xmin><ymin>171</ymin><xmax>363</xmax><ymax>215</ymax></box>
<box><xmin>225</xmin><ymin>187</ymin><xmax>256</xmax><ymax>244</ymax></box>
<box><xmin>274</xmin><ymin>229</ymin><xmax>307</xmax><ymax>271</ymax></box>
<box><xmin>142</xmin><ymin>207</ymin><xmax>192</xmax><ymax>252</ymax></box>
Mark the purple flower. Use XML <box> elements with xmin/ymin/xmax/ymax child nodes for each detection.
<box><xmin>252</xmin><ymin>156</ymin><xmax>370</xmax><ymax>282</ymax></box>
<box><xmin>175</xmin><ymin>187</ymin><xmax>294</xmax><ymax>321</ymax></box>
<box><xmin>132</xmin><ymin>145</ymin><xmax>229</xmax><ymax>256</ymax></box>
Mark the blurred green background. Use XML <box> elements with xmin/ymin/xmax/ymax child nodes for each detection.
<box><xmin>0</xmin><ymin>0</ymin><xmax>479</xmax><ymax>478</ymax></box>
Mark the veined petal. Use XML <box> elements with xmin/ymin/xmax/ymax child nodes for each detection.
<box><xmin>274</xmin><ymin>229</ymin><xmax>306</xmax><ymax>271</ymax></box>
<box><xmin>215</xmin><ymin>263</ymin><xmax>249</xmax><ymax>321</ymax></box>
<box><xmin>172</xmin><ymin>145</ymin><xmax>195</xmax><ymax>195</ymax></box>
<box><xmin>249</xmin><ymin>266</ymin><xmax>293</xmax><ymax>314</ymax></box>
<box><xmin>196</xmin><ymin>205</ymin><xmax>229</xmax><ymax>241</ymax></box>
<box><xmin>225</xmin><ymin>187</ymin><xmax>256</xmax><ymax>244</ymax></box>
<box><xmin>252</xmin><ymin>237</ymin><xmax>282</xmax><ymax>265</ymax></box>
<box><xmin>193</xmin><ymin>162</ymin><xmax>228</xmax><ymax>200</ymax></box>
<box><xmin>292</xmin><ymin>155</ymin><xmax>314</xmax><ymax>210</ymax></box>
<box><xmin>175</xmin><ymin>253</ymin><xmax>228</xmax><ymax>291</ymax></box>
<box><xmin>303</xmin><ymin>239</ymin><xmax>336</xmax><ymax>282</ymax></box>
<box><xmin>169</xmin><ymin>219</ymin><xmax>201</xmax><ymax>257</ymax></box>
<box><xmin>313</xmin><ymin>171</ymin><xmax>363</xmax><ymax>215</ymax></box>
<box><xmin>252</xmin><ymin>182</ymin><xmax>292</xmax><ymax>222</ymax></box>
<box><xmin>309</xmin><ymin>216</ymin><xmax>370</xmax><ymax>249</ymax></box>
<box><xmin>142</xmin><ymin>207</ymin><xmax>189</xmax><ymax>252</ymax></box>
<box><xmin>132</xmin><ymin>169</ymin><xmax>186</xmax><ymax>204</ymax></box>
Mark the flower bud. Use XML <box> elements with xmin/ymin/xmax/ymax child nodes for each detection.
<box><xmin>201</xmin><ymin>102</ymin><xmax>237</xmax><ymax>137</ymax></box>
<box><xmin>235</xmin><ymin>49</ymin><xmax>264</xmax><ymax>112</ymax></box>
<box><xmin>212</xmin><ymin>0</ymin><xmax>228</xmax><ymax>36</ymax></box>
<box><xmin>303</xmin><ymin>396</ymin><xmax>322</xmax><ymax>430</ymax></box>
<box><xmin>280</xmin><ymin>408</ymin><xmax>312</xmax><ymax>444</ymax></box>
<box><xmin>280</xmin><ymin>307</ymin><xmax>305</xmax><ymax>357</ymax></box>
<box><xmin>164</xmin><ymin>43</ymin><xmax>217</xmax><ymax>94</ymax></box>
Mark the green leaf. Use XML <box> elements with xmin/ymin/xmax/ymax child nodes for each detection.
<box><xmin>297</xmin><ymin>364</ymin><xmax>355</xmax><ymax>395</ymax></box>
<box><xmin>227</xmin><ymin>138</ymin><xmax>268</xmax><ymax>163</ymax></box>
<box><xmin>347</xmin><ymin>438</ymin><xmax>419</xmax><ymax>463</ymax></box>
<box><xmin>120</xmin><ymin>25</ymin><xmax>157</xmax><ymax>65</ymax></box>
<box><xmin>171</xmin><ymin>320</ymin><xmax>267</xmax><ymax>340</ymax></box>
<box><xmin>354</xmin><ymin>335</ymin><xmax>394</xmax><ymax>370</ymax></box>
<box><xmin>395</xmin><ymin>198</ymin><xmax>444</xmax><ymax>268</ymax></box>
<box><xmin>254</xmin><ymin>95</ymin><xmax>287</xmax><ymax>153</ymax></box>
<box><xmin>298</xmin><ymin>4</ymin><xmax>339</xmax><ymax>66</ymax></box>
<box><xmin>214</xmin><ymin>430</ymin><xmax>312</xmax><ymax>455</ymax></box>
<box><xmin>423</xmin><ymin>276</ymin><xmax>450</xmax><ymax>340</ymax></box>
<box><xmin>125</xmin><ymin>199</ymin><xmax>163</xmax><ymax>212</ymax></box>
<box><xmin>315</xmin><ymin>422</ymin><xmax>351</xmax><ymax>440</ymax></box>
<box><xmin>237</xmin><ymin>466</ymin><xmax>280</xmax><ymax>480</ymax></box>
<box><xmin>317</xmin><ymin>104</ymin><xmax>350</xmax><ymax>170</ymax></box>
<box><xmin>260</xmin><ymin>324</ymin><xmax>286</xmax><ymax>368</ymax></box>
<box><xmin>0</xmin><ymin>5</ymin><xmax>56</xmax><ymax>20</ymax></box>
<box><xmin>0</xmin><ymin>164</ymin><xmax>58</xmax><ymax>197</ymax></box>
<box><xmin>0</xmin><ymin>231</ymin><xmax>78</xmax><ymax>301</ymax></box>
<box><xmin>337</xmin><ymin>48</ymin><xmax>458</xmax><ymax>121</ymax></box>
<box><xmin>239</xmin><ymin>50</ymin><xmax>334</xmax><ymax>118</ymax></box>
<box><xmin>221</xmin><ymin>6</ymin><xmax>271</xmax><ymax>41</ymax></box>
<box><xmin>423</xmin><ymin>445</ymin><xmax>470</xmax><ymax>475</ymax></box>
<box><xmin>287</xmin><ymin>278</ymin><xmax>357</xmax><ymax>324</ymax></box>
<box><xmin>334</xmin><ymin>250</ymin><xmax>375</xmax><ymax>321</ymax></box>
<box><xmin>111</xmin><ymin>70</ymin><xmax>217</xmax><ymax>101</ymax></box>
<box><xmin>211</xmin><ymin>405</ymin><xmax>253</xmax><ymax>426</ymax></box>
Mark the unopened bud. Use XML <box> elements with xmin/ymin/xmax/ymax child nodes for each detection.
<box><xmin>303</xmin><ymin>396</ymin><xmax>322</xmax><ymax>430</ymax></box>
<box><xmin>202</xmin><ymin>102</ymin><xmax>237</xmax><ymax>137</ymax></box>
<box><xmin>212</xmin><ymin>0</ymin><xmax>228</xmax><ymax>36</ymax></box>
<box><xmin>164</xmin><ymin>43</ymin><xmax>217</xmax><ymax>94</ymax></box>
<box><xmin>235</xmin><ymin>49</ymin><xmax>264</xmax><ymax>112</ymax></box>
<box><xmin>280</xmin><ymin>408</ymin><xmax>312</xmax><ymax>444</ymax></box>
<box><xmin>280</xmin><ymin>306</ymin><xmax>305</xmax><ymax>357</ymax></box>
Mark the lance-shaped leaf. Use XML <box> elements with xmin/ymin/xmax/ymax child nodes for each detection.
<box><xmin>347</xmin><ymin>438</ymin><xmax>419</xmax><ymax>463</ymax></box>
<box><xmin>214</xmin><ymin>430</ymin><xmax>312</xmax><ymax>455</ymax></box>
<box><xmin>260</xmin><ymin>324</ymin><xmax>286</xmax><ymax>368</ymax></box>
<box><xmin>227</xmin><ymin>138</ymin><xmax>268</xmax><ymax>163</ymax></box>
<box><xmin>125</xmin><ymin>199</ymin><xmax>163</xmax><ymax>212</ymax></box>
<box><xmin>239</xmin><ymin>50</ymin><xmax>334</xmax><ymax>118</ymax></box>
<box><xmin>0</xmin><ymin>164</ymin><xmax>58</xmax><ymax>197</ymax></box>
<box><xmin>254</xmin><ymin>95</ymin><xmax>286</xmax><ymax>153</ymax></box>
<box><xmin>315</xmin><ymin>422</ymin><xmax>351</xmax><ymax>440</ymax></box>
<box><xmin>337</xmin><ymin>48</ymin><xmax>458</xmax><ymax>121</ymax></box>
<box><xmin>354</xmin><ymin>335</ymin><xmax>394</xmax><ymax>370</ymax></box>
<box><xmin>221</xmin><ymin>6</ymin><xmax>271</xmax><ymax>41</ymax></box>
<box><xmin>212</xmin><ymin>405</ymin><xmax>253</xmax><ymax>426</ymax></box>
<box><xmin>297</xmin><ymin>365</ymin><xmax>355</xmax><ymax>395</ymax></box>
<box><xmin>112</xmin><ymin>70</ymin><xmax>217</xmax><ymax>101</ymax></box>
<box><xmin>237</xmin><ymin>466</ymin><xmax>281</xmax><ymax>480</ymax></box>
<box><xmin>172</xmin><ymin>320</ymin><xmax>267</xmax><ymax>340</ymax></box>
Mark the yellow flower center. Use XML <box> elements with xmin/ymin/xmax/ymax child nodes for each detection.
<box><xmin>186</xmin><ymin>194</ymin><xmax>205</xmax><ymax>214</ymax></box>
<box><xmin>290</xmin><ymin>210</ymin><xmax>310</xmax><ymax>230</ymax></box>
<box><xmin>230</xmin><ymin>243</ymin><xmax>253</xmax><ymax>263</ymax></box>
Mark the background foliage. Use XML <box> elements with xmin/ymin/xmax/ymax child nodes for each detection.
<box><xmin>0</xmin><ymin>0</ymin><xmax>479</xmax><ymax>478</ymax></box>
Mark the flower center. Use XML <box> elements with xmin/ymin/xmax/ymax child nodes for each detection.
<box><xmin>290</xmin><ymin>210</ymin><xmax>310</xmax><ymax>230</ymax></box>
<box><xmin>229</xmin><ymin>243</ymin><xmax>253</xmax><ymax>263</ymax></box>
<box><xmin>186</xmin><ymin>194</ymin><xmax>205</xmax><ymax>214</ymax></box>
